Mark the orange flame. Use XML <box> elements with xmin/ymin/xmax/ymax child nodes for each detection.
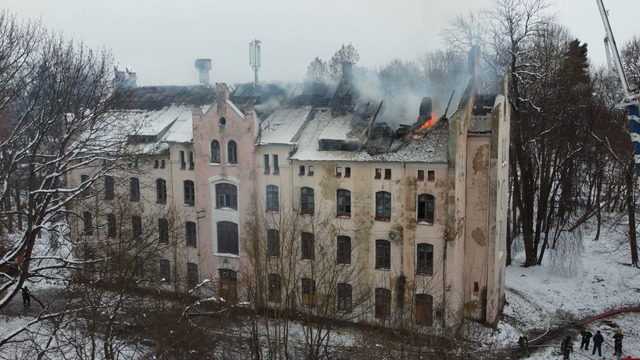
<box><xmin>417</xmin><ymin>113</ymin><xmax>436</xmax><ymax>131</ymax></box>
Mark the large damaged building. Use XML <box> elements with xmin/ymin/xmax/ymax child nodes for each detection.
<box><xmin>69</xmin><ymin>50</ymin><xmax>510</xmax><ymax>332</ymax></box>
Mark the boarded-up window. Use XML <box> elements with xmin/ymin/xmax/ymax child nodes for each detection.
<box><xmin>375</xmin><ymin>288</ymin><xmax>391</xmax><ymax>318</ymax></box>
<box><xmin>416</xmin><ymin>294</ymin><xmax>433</xmax><ymax>326</ymax></box>
<box><xmin>219</xmin><ymin>269</ymin><xmax>237</xmax><ymax>303</ymax></box>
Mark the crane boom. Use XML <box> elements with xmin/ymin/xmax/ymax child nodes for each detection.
<box><xmin>596</xmin><ymin>0</ymin><xmax>640</xmax><ymax>170</ymax></box>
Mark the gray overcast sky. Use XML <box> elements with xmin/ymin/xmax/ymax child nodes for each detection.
<box><xmin>1</xmin><ymin>0</ymin><xmax>638</xmax><ymax>86</ymax></box>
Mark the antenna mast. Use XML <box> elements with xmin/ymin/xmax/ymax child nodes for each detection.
<box><xmin>249</xmin><ymin>39</ymin><xmax>261</xmax><ymax>84</ymax></box>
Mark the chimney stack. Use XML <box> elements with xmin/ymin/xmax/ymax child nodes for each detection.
<box><xmin>195</xmin><ymin>59</ymin><xmax>212</xmax><ymax>86</ymax></box>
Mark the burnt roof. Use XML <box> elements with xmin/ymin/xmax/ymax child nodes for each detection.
<box><xmin>115</xmin><ymin>85</ymin><xmax>216</xmax><ymax>111</ymax></box>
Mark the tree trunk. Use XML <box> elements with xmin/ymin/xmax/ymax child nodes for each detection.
<box><xmin>625</xmin><ymin>161</ymin><xmax>638</xmax><ymax>267</ymax></box>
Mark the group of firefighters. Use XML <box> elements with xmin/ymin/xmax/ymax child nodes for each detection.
<box><xmin>518</xmin><ymin>326</ymin><xmax>629</xmax><ymax>359</ymax></box>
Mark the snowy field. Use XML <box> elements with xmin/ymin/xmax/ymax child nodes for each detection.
<box><xmin>493</xmin><ymin>221</ymin><xmax>640</xmax><ymax>359</ymax></box>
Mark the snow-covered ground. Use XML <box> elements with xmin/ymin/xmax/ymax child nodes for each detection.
<box><xmin>494</xmin><ymin>221</ymin><xmax>640</xmax><ymax>359</ymax></box>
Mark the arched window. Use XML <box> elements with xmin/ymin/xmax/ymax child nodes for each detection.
<box><xmin>337</xmin><ymin>236</ymin><xmax>351</xmax><ymax>264</ymax></box>
<box><xmin>210</xmin><ymin>140</ymin><xmax>220</xmax><ymax>163</ymax></box>
<box><xmin>336</xmin><ymin>189</ymin><xmax>351</xmax><ymax>217</ymax></box>
<box><xmin>227</xmin><ymin>140</ymin><xmax>237</xmax><ymax>164</ymax></box>
<box><xmin>184</xmin><ymin>180</ymin><xmax>195</xmax><ymax>205</ymax></box>
<box><xmin>417</xmin><ymin>194</ymin><xmax>435</xmax><ymax>224</ymax></box>
<box><xmin>266</xmin><ymin>185</ymin><xmax>279</xmax><ymax>211</ymax></box>
<box><xmin>156</xmin><ymin>178</ymin><xmax>167</xmax><ymax>203</ymax></box>
<box><xmin>375</xmin><ymin>191</ymin><xmax>391</xmax><ymax>221</ymax></box>
<box><xmin>416</xmin><ymin>294</ymin><xmax>433</xmax><ymax>326</ymax></box>
<box><xmin>300</xmin><ymin>187</ymin><xmax>314</xmax><ymax>214</ymax></box>
<box><xmin>217</xmin><ymin>221</ymin><xmax>239</xmax><ymax>255</ymax></box>
<box><xmin>416</xmin><ymin>243</ymin><xmax>434</xmax><ymax>275</ymax></box>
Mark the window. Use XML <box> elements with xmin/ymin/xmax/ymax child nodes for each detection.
<box><xmin>104</xmin><ymin>175</ymin><xmax>114</xmax><ymax>200</ymax></box>
<box><xmin>375</xmin><ymin>168</ymin><xmax>382</xmax><ymax>179</ymax></box>
<box><xmin>211</xmin><ymin>141</ymin><xmax>220</xmax><ymax>163</ymax></box>
<box><xmin>375</xmin><ymin>191</ymin><xmax>391</xmax><ymax>221</ymax></box>
<box><xmin>154</xmin><ymin>160</ymin><xmax>159</xmax><ymax>168</ymax></box>
<box><xmin>415</xmin><ymin>294</ymin><xmax>433</xmax><ymax>326</ymax></box>
<box><xmin>301</xmin><ymin>232</ymin><xmax>314</xmax><ymax>260</ymax></box>
<box><xmin>156</xmin><ymin>178</ymin><xmax>167</xmax><ymax>203</ymax></box>
<box><xmin>299</xmin><ymin>165</ymin><xmax>305</xmax><ymax>176</ymax></box>
<box><xmin>160</xmin><ymin>160</ymin><xmax>165</xmax><ymax>168</ymax></box>
<box><xmin>228</xmin><ymin>140</ymin><xmax>237</xmax><ymax>164</ymax></box>
<box><xmin>187</xmin><ymin>262</ymin><xmax>199</xmax><ymax>288</ymax></box>
<box><xmin>375</xmin><ymin>288</ymin><xmax>391</xmax><ymax>318</ymax></box>
<box><xmin>130</xmin><ymin>177</ymin><xmax>140</xmax><ymax>202</ymax></box>
<box><xmin>273</xmin><ymin>155</ymin><xmax>279</xmax><ymax>174</ymax></box>
<box><xmin>81</xmin><ymin>175</ymin><xmax>91</xmax><ymax>197</ymax></box>
<box><xmin>107</xmin><ymin>214</ymin><xmax>117</xmax><ymax>238</ymax></box>
<box><xmin>186</xmin><ymin>221</ymin><xmax>197</xmax><ymax>247</ymax></box>
<box><xmin>189</xmin><ymin>151</ymin><xmax>194</xmax><ymax>170</ymax></box>
<box><xmin>417</xmin><ymin>170</ymin><xmax>424</xmax><ymax>181</ymax></box>
<box><xmin>217</xmin><ymin>221</ymin><xmax>239</xmax><ymax>254</ymax></box>
<box><xmin>307</xmin><ymin>165</ymin><xmax>314</xmax><ymax>176</ymax></box>
<box><xmin>266</xmin><ymin>185</ymin><xmax>279</xmax><ymax>212</ymax></box>
<box><xmin>180</xmin><ymin>151</ymin><xmax>186</xmax><ymax>169</ymax></box>
<box><xmin>132</xmin><ymin>215</ymin><xmax>142</xmax><ymax>240</ymax></box>
<box><xmin>263</xmin><ymin>154</ymin><xmax>270</xmax><ymax>174</ymax></box>
<box><xmin>267</xmin><ymin>229</ymin><xmax>280</xmax><ymax>257</ymax></box>
<box><xmin>158</xmin><ymin>218</ymin><xmax>169</xmax><ymax>244</ymax></box>
<box><xmin>216</xmin><ymin>183</ymin><xmax>238</xmax><ymax>209</ymax></box>
<box><xmin>344</xmin><ymin>167</ymin><xmax>351</xmax><ymax>178</ymax></box>
<box><xmin>335</xmin><ymin>166</ymin><xmax>342</xmax><ymax>177</ymax></box>
<box><xmin>337</xmin><ymin>236</ymin><xmax>351</xmax><ymax>264</ymax></box>
<box><xmin>384</xmin><ymin>168</ymin><xmax>391</xmax><ymax>180</ymax></box>
<box><xmin>427</xmin><ymin>170</ymin><xmax>435</xmax><ymax>181</ymax></box>
<box><xmin>268</xmin><ymin>274</ymin><xmax>281</xmax><ymax>302</ymax></box>
<box><xmin>184</xmin><ymin>180</ymin><xmax>195</xmax><ymax>206</ymax></box>
<box><xmin>219</xmin><ymin>117</ymin><xmax>226</xmax><ymax>126</ymax></box>
<box><xmin>219</xmin><ymin>269</ymin><xmax>238</xmax><ymax>303</ymax></box>
<box><xmin>159</xmin><ymin>259</ymin><xmax>171</xmax><ymax>282</ymax></box>
<box><xmin>82</xmin><ymin>212</ymin><xmax>93</xmax><ymax>235</ymax></box>
<box><xmin>300</xmin><ymin>187</ymin><xmax>314</xmax><ymax>215</ymax></box>
<box><xmin>336</xmin><ymin>189</ymin><xmax>351</xmax><ymax>217</ymax></box>
<box><xmin>416</xmin><ymin>243</ymin><xmax>434</xmax><ymax>275</ymax></box>
<box><xmin>301</xmin><ymin>278</ymin><xmax>316</xmax><ymax>306</ymax></box>
<box><xmin>375</xmin><ymin>240</ymin><xmax>390</xmax><ymax>269</ymax></box>
<box><xmin>337</xmin><ymin>283</ymin><xmax>352</xmax><ymax>311</ymax></box>
<box><xmin>417</xmin><ymin>194</ymin><xmax>435</xmax><ymax>224</ymax></box>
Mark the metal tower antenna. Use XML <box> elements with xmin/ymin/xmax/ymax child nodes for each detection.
<box><xmin>249</xmin><ymin>39</ymin><xmax>261</xmax><ymax>84</ymax></box>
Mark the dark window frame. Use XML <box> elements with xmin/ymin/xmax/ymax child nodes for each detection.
<box><xmin>337</xmin><ymin>236</ymin><xmax>351</xmax><ymax>264</ymax></box>
<box><xmin>188</xmin><ymin>151</ymin><xmax>195</xmax><ymax>170</ymax></box>
<box><xmin>186</xmin><ymin>221</ymin><xmax>197</xmax><ymax>247</ymax></box>
<box><xmin>337</xmin><ymin>283</ymin><xmax>352</xmax><ymax>311</ymax></box>
<box><xmin>266</xmin><ymin>185</ymin><xmax>279</xmax><ymax>212</ymax></box>
<box><xmin>384</xmin><ymin>168</ymin><xmax>391</xmax><ymax>180</ymax></box>
<box><xmin>416</xmin><ymin>243</ymin><xmax>434</xmax><ymax>275</ymax></box>
<box><xmin>417</xmin><ymin>170</ymin><xmax>425</xmax><ymax>181</ymax></box>
<box><xmin>263</xmin><ymin>154</ymin><xmax>270</xmax><ymax>174</ymax></box>
<box><xmin>344</xmin><ymin>167</ymin><xmax>351</xmax><ymax>178</ymax></box>
<box><xmin>375</xmin><ymin>191</ymin><xmax>391</xmax><ymax>221</ymax></box>
<box><xmin>158</xmin><ymin>218</ymin><xmax>169</xmax><ymax>244</ymax></box>
<box><xmin>184</xmin><ymin>180</ymin><xmax>195</xmax><ymax>206</ymax></box>
<box><xmin>217</xmin><ymin>221</ymin><xmax>239</xmax><ymax>255</ymax></box>
<box><xmin>415</xmin><ymin>293</ymin><xmax>434</xmax><ymax>326</ymax></box>
<box><xmin>427</xmin><ymin>170</ymin><xmax>435</xmax><ymax>182</ymax></box>
<box><xmin>375</xmin><ymin>168</ymin><xmax>382</xmax><ymax>179</ymax></box>
<box><xmin>187</xmin><ymin>262</ymin><xmax>199</xmax><ymax>288</ymax></box>
<box><xmin>227</xmin><ymin>140</ymin><xmax>237</xmax><ymax>164</ymax></box>
<box><xmin>417</xmin><ymin>194</ymin><xmax>435</xmax><ymax>224</ymax></box>
<box><xmin>375</xmin><ymin>240</ymin><xmax>391</xmax><ymax>269</ymax></box>
<box><xmin>301</xmin><ymin>278</ymin><xmax>316</xmax><ymax>306</ymax></box>
<box><xmin>267</xmin><ymin>229</ymin><xmax>280</xmax><ymax>257</ymax></box>
<box><xmin>132</xmin><ymin>215</ymin><xmax>142</xmax><ymax>240</ymax></box>
<box><xmin>336</xmin><ymin>189</ymin><xmax>351</xmax><ymax>217</ymax></box>
<box><xmin>211</xmin><ymin>140</ymin><xmax>221</xmax><ymax>163</ymax></box>
<box><xmin>301</xmin><ymin>232</ymin><xmax>314</xmax><ymax>260</ymax></box>
<box><xmin>180</xmin><ymin>151</ymin><xmax>186</xmax><ymax>169</ymax></box>
<box><xmin>156</xmin><ymin>178</ymin><xmax>167</xmax><ymax>204</ymax></box>
<box><xmin>215</xmin><ymin>183</ymin><xmax>238</xmax><ymax>210</ymax></box>
<box><xmin>129</xmin><ymin>177</ymin><xmax>140</xmax><ymax>202</ymax></box>
<box><xmin>300</xmin><ymin>187</ymin><xmax>314</xmax><ymax>215</ymax></box>
<box><xmin>159</xmin><ymin>259</ymin><xmax>171</xmax><ymax>282</ymax></box>
<box><xmin>268</xmin><ymin>274</ymin><xmax>282</xmax><ymax>302</ymax></box>
<box><xmin>106</xmin><ymin>213</ymin><xmax>117</xmax><ymax>238</ymax></box>
<box><xmin>375</xmin><ymin>288</ymin><xmax>391</xmax><ymax>318</ymax></box>
<box><xmin>82</xmin><ymin>211</ymin><xmax>93</xmax><ymax>235</ymax></box>
<box><xmin>104</xmin><ymin>175</ymin><xmax>114</xmax><ymax>200</ymax></box>
<box><xmin>273</xmin><ymin>154</ymin><xmax>279</xmax><ymax>175</ymax></box>
<box><xmin>81</xmin><ymin>174</ymin><xmax>91</xmax><ymax>197</ymax></box>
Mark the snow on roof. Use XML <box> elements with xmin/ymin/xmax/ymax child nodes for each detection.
<box><xmin>259</xmin><ymin>107</ymin><xmax>313</xmax><ymax>145</ymax></box>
